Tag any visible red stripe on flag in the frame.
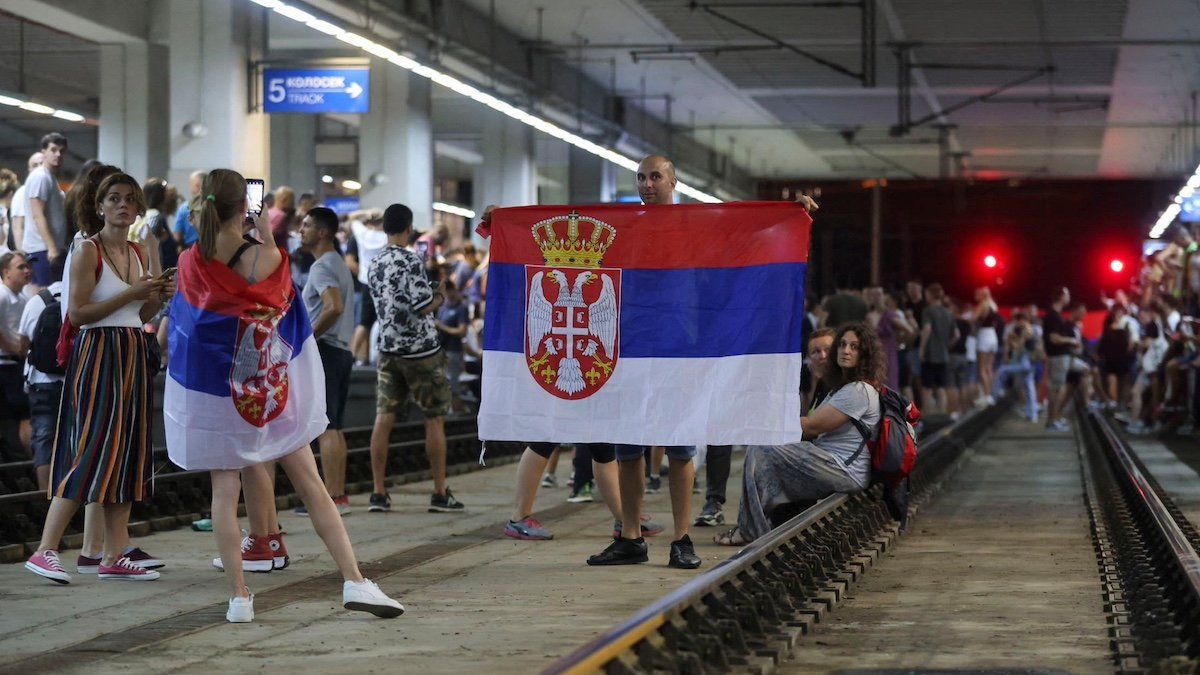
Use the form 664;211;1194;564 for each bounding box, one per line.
176;246;295;317
488;202;811;269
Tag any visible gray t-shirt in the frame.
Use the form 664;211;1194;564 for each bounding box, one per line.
816;381;880;485
21;167;65;254
303;250;355;350
921;304;955;364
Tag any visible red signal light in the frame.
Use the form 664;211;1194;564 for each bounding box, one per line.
983;255;998;269
1110;259;1124;273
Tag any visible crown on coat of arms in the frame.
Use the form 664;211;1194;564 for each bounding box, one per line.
531;211;615;268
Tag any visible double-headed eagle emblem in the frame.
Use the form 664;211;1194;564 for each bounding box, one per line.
524;212;620;398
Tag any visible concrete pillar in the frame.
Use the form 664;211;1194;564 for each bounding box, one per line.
568;146;617;204
167;0;267;187
99;42;169;180
358;57;433;229
473;110;537;214
269;114;318;194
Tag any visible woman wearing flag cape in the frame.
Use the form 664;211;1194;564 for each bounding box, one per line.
165;169;402;623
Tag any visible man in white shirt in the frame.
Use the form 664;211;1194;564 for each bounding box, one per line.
0;252;33;462
18;280;64;490
22;134;69;289
346;209;388;364
9;151;43;255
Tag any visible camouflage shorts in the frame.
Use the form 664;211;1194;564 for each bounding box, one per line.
376;351;452;418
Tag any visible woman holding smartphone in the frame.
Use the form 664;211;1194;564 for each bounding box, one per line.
25;172;172;584
165;169;402;623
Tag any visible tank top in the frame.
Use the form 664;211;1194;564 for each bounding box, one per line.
82;240;146;329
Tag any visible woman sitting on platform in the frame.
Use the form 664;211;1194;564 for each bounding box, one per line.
715;322;882;546
164;169;402;623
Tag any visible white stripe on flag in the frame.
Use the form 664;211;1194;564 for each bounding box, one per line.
165;336;329;471
478;350;804;446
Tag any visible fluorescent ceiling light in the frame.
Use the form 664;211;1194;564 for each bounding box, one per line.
0;95;22;107
342;179;362;191
264;1;722;203
273;4;315;22
433;201;476;219
51;110;85;122
322;174;334;184
306;19;343;36
19;101;55;115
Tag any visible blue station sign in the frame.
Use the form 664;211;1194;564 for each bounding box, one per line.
264;68;370;114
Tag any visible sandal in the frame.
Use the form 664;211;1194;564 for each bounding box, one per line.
713;527;749;547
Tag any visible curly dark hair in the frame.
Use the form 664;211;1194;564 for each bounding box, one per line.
831;322;885;390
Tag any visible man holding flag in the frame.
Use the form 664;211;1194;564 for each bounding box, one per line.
479;155;816;569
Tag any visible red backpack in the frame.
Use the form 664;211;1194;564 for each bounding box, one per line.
847;385;921;486
55;237;147;367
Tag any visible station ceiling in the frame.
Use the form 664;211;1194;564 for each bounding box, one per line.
458;0;1200;181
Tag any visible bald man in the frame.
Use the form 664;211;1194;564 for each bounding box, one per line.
9;152;43;256
586;155;818;566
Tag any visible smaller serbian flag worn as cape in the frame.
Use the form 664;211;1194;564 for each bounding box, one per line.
479;202;811;446
165;246;327;471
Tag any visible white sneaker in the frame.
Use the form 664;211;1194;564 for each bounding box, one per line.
227;594;254;623
342;579;404;618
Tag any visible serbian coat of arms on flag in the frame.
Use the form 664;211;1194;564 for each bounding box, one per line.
479;202;812;447
164;247;329;471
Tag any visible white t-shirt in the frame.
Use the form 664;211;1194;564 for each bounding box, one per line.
351;220;388;285
19;281;65;384
0;283;28;360
10;185;28;220
21;167;66;253
0;205;10;255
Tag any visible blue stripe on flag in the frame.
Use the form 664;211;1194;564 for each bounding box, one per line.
483;262;807;358
167;293;314;397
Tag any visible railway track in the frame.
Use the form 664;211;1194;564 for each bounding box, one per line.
547;399;1200;674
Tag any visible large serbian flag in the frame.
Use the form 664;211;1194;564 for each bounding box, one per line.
164;247;328;471
479;202;811;446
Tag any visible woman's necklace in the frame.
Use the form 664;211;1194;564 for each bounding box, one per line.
98;235;133;285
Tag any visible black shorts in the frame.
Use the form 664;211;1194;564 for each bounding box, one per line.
922;362;948;388
318;341;354;430
359;287;377;330
527;442;557;458
0;363;30;420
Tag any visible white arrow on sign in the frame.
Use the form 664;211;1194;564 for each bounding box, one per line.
346;82;364;99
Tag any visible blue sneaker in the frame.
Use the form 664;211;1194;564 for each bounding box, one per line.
504;517;553;540
293;504;309;517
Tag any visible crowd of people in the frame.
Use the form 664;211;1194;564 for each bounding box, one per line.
3;128;1194;627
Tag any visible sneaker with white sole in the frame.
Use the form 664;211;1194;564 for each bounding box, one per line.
26;550;71;584
343;579;404;618
76;554;102;574
123;546;165;569
98;556;160;581
540;473;558;488
212;535;274;573
227;594;254;623
267;532;290;570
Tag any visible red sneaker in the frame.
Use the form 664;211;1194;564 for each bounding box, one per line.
267;531;290;570
98;556;160;581
26;550;71;584
211;535;274;573
333;494;351;516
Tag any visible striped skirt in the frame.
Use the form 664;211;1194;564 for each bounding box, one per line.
50;327;154;504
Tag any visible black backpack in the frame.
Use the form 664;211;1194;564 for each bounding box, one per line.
28;289;65;376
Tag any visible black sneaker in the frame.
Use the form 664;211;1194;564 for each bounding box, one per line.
693;498;724;527
669;535;702;569
587;537;648;566
368;493;391;513
429;488;465;513
646;475;662;493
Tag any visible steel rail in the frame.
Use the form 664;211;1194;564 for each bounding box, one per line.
543;406;1000;674
1088;410;1200;611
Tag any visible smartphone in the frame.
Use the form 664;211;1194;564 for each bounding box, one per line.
158;267;178;281
245;179;265;217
